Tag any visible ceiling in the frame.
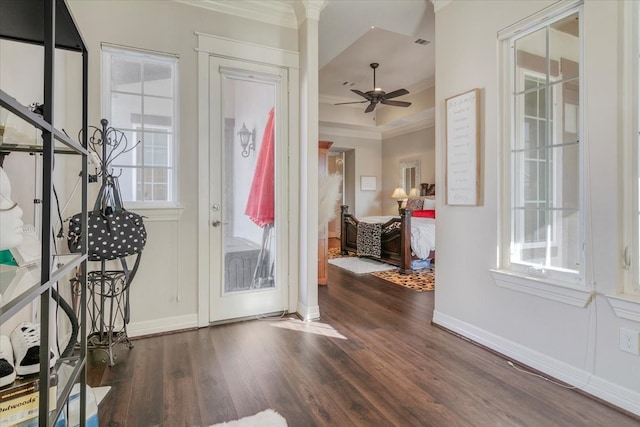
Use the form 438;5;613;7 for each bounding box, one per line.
318;1;435;103
177;0;437;135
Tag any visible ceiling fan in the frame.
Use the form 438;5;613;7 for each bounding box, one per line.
335;62;412;113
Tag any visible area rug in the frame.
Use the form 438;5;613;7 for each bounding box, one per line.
328;247;355;259
371;268;435;292
209;409;287;427
328;256;397;274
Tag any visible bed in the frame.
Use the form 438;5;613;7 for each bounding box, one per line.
339;203;435;273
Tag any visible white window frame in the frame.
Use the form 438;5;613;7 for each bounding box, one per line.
631;0;640;296
101;43;179;209
607;0;640;322
491;0;592;307
513;70;562;253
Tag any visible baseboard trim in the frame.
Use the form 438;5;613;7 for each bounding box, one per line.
432;310;640;418
297;301;320;321
127;314;199;338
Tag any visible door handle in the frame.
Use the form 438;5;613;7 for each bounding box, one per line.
211;220;221;227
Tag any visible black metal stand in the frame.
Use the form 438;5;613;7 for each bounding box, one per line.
82;119;141;365
86;260;136;366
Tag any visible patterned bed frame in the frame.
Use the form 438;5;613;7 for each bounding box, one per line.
340;205;413;273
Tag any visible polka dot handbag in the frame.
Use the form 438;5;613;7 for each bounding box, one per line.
67;209;147;261
67;175;146;261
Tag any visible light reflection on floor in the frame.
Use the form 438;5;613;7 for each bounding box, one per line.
269;319;347;339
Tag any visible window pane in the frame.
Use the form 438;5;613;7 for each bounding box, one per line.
143;97;173;128
143;132;170;167
549;209;580;272
143;62;173;97
111;93;141;130
550;144;580;210
107;129;138;168
514;27;547;93
103;47;177;205
508;6;581;279
549;12;579;81
111;57;141;93
117;167;137;202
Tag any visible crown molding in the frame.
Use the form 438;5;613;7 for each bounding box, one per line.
174;0;298;29
319;123;382;140
381;116;434;139
293;0;327;23
431;0;453;13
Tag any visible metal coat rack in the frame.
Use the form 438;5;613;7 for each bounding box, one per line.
81;119;141;365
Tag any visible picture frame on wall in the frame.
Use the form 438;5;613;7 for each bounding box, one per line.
445;88;482;206
360;175;377;191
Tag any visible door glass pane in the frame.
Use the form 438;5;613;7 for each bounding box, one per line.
221;75;276;293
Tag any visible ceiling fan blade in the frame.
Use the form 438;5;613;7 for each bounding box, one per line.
383;88;409;99
335;100;368;105
380;99;412;107
365;102;377;113
351;89;371;100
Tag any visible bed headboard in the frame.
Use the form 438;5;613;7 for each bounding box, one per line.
404;195;435;211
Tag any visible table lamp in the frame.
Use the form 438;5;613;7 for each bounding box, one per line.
391;187;408;214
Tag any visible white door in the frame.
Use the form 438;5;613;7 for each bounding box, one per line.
209;57;289;323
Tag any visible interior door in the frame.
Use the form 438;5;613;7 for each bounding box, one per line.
209;58;288;323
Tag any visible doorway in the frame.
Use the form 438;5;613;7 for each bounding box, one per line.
208;58;289;323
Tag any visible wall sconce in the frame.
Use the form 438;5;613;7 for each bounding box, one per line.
238;122;256;157
391;187;408;214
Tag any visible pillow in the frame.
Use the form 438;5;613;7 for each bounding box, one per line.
422;198;436;210
413;209;436;219
405;198;423;211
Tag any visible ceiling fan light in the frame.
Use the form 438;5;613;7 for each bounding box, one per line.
374;87;382;91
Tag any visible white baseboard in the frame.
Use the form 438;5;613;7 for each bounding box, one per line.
297;301;320;321
127;314;199;338
433;310;640;417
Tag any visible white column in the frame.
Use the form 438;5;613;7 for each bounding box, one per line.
294;0;326;320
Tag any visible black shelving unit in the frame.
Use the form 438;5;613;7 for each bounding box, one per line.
0;0;88;426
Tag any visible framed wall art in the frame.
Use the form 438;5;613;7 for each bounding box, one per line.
360;175;377;191
445;88;482;206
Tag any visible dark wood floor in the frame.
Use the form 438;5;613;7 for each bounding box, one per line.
88;264;639;426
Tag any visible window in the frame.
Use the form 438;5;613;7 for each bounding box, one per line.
499;3;583;284
102;45;179;206
632;0;640;295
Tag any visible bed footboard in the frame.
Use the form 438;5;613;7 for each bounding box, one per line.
340;205;412;273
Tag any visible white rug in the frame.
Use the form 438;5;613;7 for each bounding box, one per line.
210;409;287;427
328;256;396;274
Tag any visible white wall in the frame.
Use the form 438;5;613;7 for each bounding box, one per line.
318;132;382;217
433;0;640;415
381;126;435;215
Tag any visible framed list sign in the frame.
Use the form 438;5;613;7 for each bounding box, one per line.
445;88;481;205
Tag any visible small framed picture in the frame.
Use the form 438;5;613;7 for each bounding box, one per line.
360;175;377;191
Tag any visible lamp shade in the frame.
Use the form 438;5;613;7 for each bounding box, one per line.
391;187;408;199
408;187;419;197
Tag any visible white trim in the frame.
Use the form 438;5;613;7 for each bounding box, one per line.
197;49;211;328
623;0;640;294
490;269;594;307
175;0;298;29
127;313;198;337
195;33;298;69
607;294;640;323
432;310;640;416
319;124;382;140
297;301;320;321
196;33;300;324
129;206;184;222
431;0;452;14
497;0;583;40
101;42;179;59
